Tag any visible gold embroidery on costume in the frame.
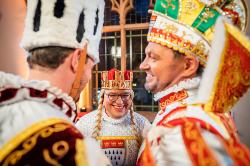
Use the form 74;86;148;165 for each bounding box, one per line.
205;23;250;113
159;90;188;114
161;0;176;10
179;0;204;25
75;139;88;166
196;8;215;28
3;124;68;166
43;141;69;166
96;136;139;141
0;118;71;166
101;69;133;90
164;24;178;33
181;121;219;166
185;0;197;12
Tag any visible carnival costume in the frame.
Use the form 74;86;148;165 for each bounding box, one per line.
76;69;151;166
137;0;250;165
0;0;110;165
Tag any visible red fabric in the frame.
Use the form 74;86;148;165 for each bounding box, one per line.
29;88;47;98
136;138;156;166
0;122;84;166
75;112;90;122
107;68;132;81
222;8;239;25
124;70;132;80
181;122;219;166
108;68;116;80
0;87;75;121
53;98;63;108
157;106;187;125
159;90;188;113
210;33;250;113
101;140;125;149
0;88;18;102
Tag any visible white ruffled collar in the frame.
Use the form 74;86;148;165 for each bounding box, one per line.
102;107;130;125
154;77;201;101
0;72;76;120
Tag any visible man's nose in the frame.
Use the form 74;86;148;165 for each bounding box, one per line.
140;58;149;70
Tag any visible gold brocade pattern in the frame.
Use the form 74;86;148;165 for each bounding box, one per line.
195;8;215;28
225;139;249;164
182;121;219;166
205;23;250;113
180;0;201;19
159;90;188;109
96;135;139;141
0;119;71;166
43;141;69;166
161;0;176;10
75;139;88;166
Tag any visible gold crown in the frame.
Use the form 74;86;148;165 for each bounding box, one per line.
148;0;248;67
101;69;133;90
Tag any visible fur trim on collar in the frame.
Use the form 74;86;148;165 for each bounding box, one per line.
154;77;201;101
0;72;76;121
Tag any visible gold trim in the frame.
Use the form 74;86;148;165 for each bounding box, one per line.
152;11;211;45
147;35;207;66
96;136;139;141
75;139;88;166
205;22;250;113
101;70;133;90
0;118;72;161
205;112;228;134
225;23;250;50
43;141;69;166
179;0;205;26
242;0;249;31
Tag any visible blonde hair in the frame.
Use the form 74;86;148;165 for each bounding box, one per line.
130;101;142;148
92;89;141;148
92;89;105;139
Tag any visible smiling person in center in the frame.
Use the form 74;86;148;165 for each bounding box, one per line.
76;68;151;166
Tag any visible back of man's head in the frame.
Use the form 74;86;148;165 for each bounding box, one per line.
21;0;105;99
27;47;74;70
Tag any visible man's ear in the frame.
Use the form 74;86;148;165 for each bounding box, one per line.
182;55;199;78
70;49;81;73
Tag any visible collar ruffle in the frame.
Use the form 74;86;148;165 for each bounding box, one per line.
154;77;201;101
0;72;76;121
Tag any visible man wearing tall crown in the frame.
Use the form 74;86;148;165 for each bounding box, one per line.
137;0;250;165
76;68;151;166
0;0;111;165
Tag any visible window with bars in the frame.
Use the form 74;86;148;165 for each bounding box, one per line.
92;0;158;114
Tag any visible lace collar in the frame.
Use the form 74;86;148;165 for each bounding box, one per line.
154;77;201;101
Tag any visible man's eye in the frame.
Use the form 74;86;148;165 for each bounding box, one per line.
122;94;130;97
109;94;117;97
151;58;157;62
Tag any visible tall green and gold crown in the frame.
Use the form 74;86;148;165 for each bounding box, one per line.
148;0;248;66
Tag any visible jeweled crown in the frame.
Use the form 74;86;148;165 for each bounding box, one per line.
101;69;133;89
148;0;248;67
